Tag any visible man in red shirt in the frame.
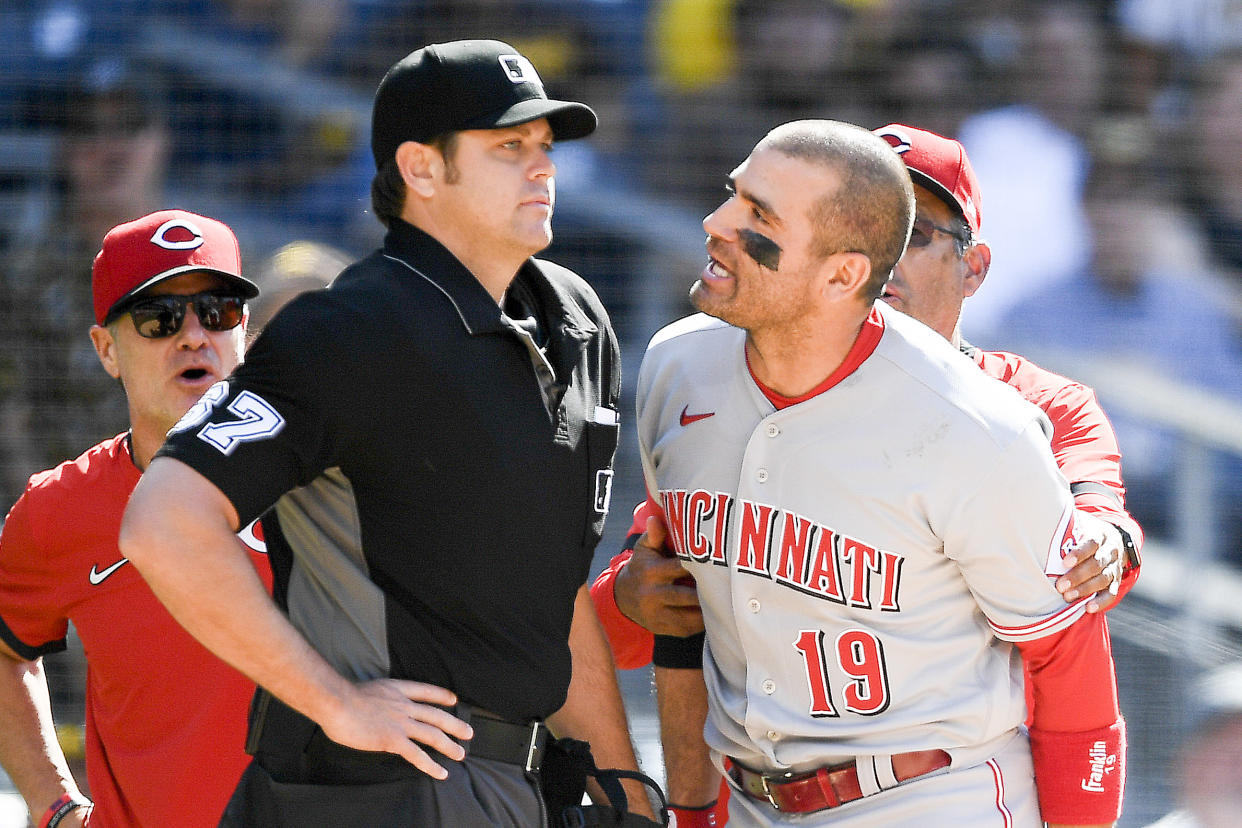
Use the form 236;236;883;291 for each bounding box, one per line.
592;124;1141;826
0;210;272;827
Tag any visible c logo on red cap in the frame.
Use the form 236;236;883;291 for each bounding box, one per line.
874;126;913;155
150;219;205;251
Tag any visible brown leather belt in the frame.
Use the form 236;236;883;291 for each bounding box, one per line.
728;749;951;813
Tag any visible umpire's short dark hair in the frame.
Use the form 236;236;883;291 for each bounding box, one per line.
370;159;404;228
369;133;461;228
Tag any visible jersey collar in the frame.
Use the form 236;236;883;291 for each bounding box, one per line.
749;305;886;410
381;219;597;348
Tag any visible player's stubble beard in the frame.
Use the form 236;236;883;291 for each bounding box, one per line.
692;229;785;327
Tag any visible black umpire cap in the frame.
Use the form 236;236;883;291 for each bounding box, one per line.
370;39;598;170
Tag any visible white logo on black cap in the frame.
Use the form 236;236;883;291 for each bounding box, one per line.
150;219;205;251
498;54;542;87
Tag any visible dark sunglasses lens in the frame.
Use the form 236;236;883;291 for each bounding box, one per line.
908;220;933;248
130;299;185;338
197;295;245;331
128;294;245;338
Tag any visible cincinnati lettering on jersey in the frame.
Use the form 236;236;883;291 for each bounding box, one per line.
660;489;905;611
1080;740;1117;793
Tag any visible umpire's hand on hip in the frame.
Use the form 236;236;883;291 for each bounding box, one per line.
318;679;473;779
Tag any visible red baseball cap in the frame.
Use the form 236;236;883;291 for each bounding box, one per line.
92;209;259;325
872;124;982;236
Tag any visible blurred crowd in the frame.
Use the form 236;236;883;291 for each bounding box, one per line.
2;0;1242;557
1;4;1241;824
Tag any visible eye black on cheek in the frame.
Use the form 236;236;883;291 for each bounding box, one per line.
738;228;782;271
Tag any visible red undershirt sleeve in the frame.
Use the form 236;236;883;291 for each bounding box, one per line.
589;498;663;670
1017;612;1126;824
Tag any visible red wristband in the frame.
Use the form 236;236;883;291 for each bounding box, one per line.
1029;718;1126;824
669;800;722;828
39;794;88;828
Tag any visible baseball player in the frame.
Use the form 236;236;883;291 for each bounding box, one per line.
0;210;272;828
117;40;654;826
593;122;1142;826
630;120;1125;826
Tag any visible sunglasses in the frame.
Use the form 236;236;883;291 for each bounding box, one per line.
114;292;246;339
908;216;969;249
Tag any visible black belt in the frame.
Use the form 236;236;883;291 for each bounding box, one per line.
249;691;550;783
458;704;549;773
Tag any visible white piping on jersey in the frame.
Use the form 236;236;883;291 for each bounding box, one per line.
987;597;1089;642
383;255;475;331
987;758;1015;828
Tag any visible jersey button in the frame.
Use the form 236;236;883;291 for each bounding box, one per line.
766;730;781;742
765;423;780;438
756;468;769;483
747;598;761;613
762;679;776;694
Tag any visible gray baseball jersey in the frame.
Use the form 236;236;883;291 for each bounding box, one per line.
635;304;1085;781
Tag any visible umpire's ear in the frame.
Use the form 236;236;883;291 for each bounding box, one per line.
394;140;439;199
90;324;122;380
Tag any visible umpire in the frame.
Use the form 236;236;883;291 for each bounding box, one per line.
119;40;649;826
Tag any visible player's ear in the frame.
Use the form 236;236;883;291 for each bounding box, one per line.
394;140;437;198
961;240;991;299
822;251;872;300
90;324;122;380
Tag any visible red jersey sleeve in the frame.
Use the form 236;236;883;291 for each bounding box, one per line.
0;486;70;658
977;349;1143;604
1043;380;1143;605
590;499;662;670
1016;613;1126;823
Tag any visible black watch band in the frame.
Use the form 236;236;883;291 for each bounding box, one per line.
1113;524;1141;573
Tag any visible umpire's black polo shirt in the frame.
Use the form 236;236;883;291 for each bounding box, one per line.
159;219;621;727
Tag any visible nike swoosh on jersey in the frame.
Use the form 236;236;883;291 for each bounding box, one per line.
679;405;715;427
88;558;129;585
